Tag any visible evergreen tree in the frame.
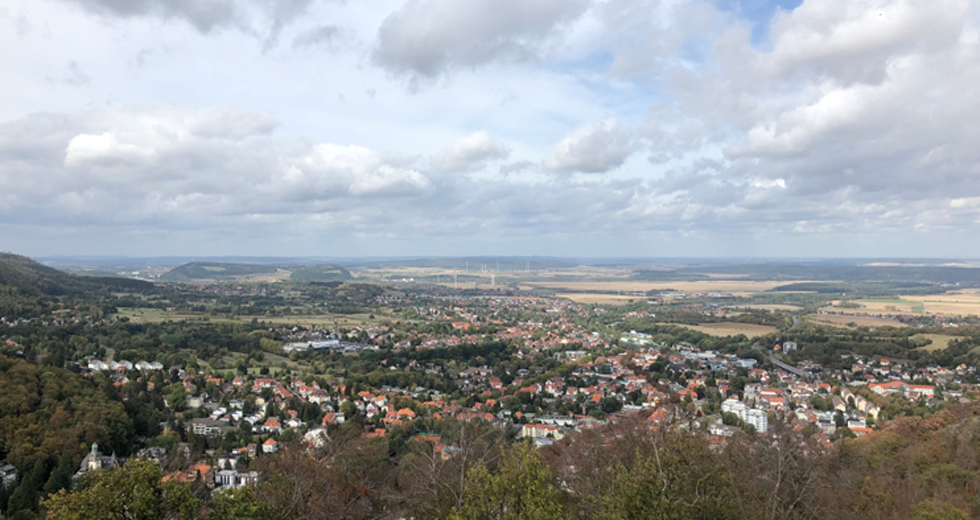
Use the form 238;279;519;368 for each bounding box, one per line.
43;452;75;495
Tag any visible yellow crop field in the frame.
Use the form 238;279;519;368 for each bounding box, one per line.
906;293;980;316
525;280;801;296
913;334;959;352
806;314;904;328
559;293;648;305
676;322;779;337
727;304;802;311
835;300;920;314
831;291;980;317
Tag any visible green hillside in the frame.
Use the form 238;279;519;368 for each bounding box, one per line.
289;265;352;282
0;252;152;296
159;262;280;282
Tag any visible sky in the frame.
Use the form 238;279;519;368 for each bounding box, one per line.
1;0;979;259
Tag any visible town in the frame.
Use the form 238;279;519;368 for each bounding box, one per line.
3;286;970;500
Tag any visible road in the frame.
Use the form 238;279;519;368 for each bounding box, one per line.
768;352;811;379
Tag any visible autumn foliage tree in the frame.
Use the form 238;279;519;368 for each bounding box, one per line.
449;443;564;520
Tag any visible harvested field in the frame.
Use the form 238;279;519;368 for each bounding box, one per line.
676;322;779;337
831;293;980;317
914;334;959;352
806;314;904;328
727;304;802;312
840;299;923;315
559;293;650;305
904;292;980;316
526;280;803;296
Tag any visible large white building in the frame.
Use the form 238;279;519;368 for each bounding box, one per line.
722;398;768;433
722;398;746;417
746;409;769;433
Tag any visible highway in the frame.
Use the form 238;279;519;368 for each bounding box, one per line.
768;352;811;379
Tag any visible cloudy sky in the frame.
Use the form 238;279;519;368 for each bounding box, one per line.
1;0;978;258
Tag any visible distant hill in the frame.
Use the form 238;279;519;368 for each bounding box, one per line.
289;265;353;282
159;262;353;283
634;263;980;286
0;252;73;293
0;252;154;295
159;262;280;282
357;257;576;270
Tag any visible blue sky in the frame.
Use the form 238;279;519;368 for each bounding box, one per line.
717;0;804;46
0;0;978;258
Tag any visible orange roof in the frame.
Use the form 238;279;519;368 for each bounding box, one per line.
190;463;211;474
871;381;905;389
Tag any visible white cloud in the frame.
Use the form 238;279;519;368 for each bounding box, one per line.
187;109;278;140
950;197;980;209
546;119;636;173
372;0;591;78
49;0;321;46
1;0;980;256
282;143;431;198
767;0;969;85
434;131;510;172
65;132;156;167
52;0;242;33
754;178;786;189
292;24;343;50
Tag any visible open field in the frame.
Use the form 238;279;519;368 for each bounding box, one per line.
676;322;779;337
907;290;980;315
727;304;803;312
191;351;312;378
837;299;923;314
112;307;386;326
237;268;293;282
828;292;980;317
525;280;803;296
175;268;294;283
914;334;959;352
806;314;904;328
558;293;650;305
358;265;634;280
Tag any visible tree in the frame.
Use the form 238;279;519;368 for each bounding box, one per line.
600;397;623;414
912;500;968;520
44;451;75;495
6;480;38;518
450;443;564;520
599;448;739;520
43;460;199;520
206;487;272;520
399;419;511;519
169;385;186;411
